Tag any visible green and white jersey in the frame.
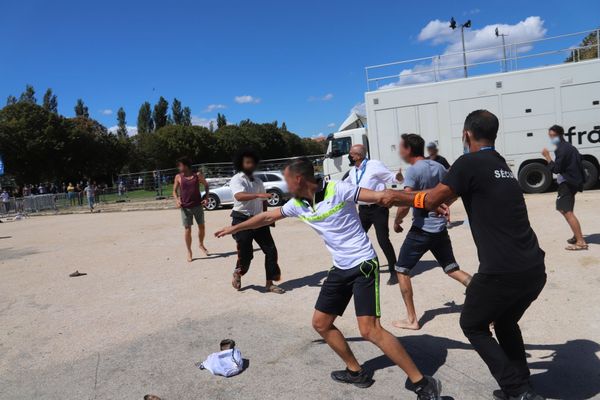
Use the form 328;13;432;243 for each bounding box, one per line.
280;180;377;270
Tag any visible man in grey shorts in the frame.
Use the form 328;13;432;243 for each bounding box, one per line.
173;157;210;262
392;134;472;330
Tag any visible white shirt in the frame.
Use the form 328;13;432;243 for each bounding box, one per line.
201;348;244;377
1;192;9;203
229;172;265;216
281;180;377;269
344;159;397;204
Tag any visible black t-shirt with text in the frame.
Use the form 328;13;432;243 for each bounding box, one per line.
442;150;545;274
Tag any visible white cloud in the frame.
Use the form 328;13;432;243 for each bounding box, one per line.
191;115;216;128
384;16;547;87
308;93;334;102
350;102;366;116
327;122;336;128
108;125;137;136
312;132;325;139
204;104;226;113
234;95;261;104
100;109;113;115
464;8;481;16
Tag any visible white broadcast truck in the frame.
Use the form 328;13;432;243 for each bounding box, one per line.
323;29;600;193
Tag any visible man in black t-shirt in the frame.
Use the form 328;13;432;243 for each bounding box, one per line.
378;110;547;400
426;142;451;170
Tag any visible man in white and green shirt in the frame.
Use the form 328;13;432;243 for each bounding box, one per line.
215;158;442;400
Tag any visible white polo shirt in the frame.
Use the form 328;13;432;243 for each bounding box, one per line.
280;180;377;270
229;172;265;216
344;159;397;205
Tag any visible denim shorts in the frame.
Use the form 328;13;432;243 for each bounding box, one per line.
395;226;459;275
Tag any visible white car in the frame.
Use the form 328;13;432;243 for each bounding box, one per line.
204;171;290;211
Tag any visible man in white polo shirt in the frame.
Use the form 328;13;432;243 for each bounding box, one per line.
215;158;442;400
345;144;399;285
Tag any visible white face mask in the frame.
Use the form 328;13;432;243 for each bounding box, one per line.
550;136;561;146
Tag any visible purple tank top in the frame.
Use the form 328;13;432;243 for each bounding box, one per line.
179;173;202;208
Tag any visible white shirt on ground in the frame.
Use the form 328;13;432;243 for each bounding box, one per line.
229;172;265;217
280;180;377;269
344;159;397;205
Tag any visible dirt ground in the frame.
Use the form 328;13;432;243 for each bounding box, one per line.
1;190;599;400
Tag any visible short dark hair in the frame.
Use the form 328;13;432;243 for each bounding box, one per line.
549;124;564;136
176;157;192;168
401;133;425;157
285;157;315;181
233;147;260;172
463;110;499;142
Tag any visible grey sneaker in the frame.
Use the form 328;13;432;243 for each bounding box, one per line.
415;376;442;400
330;368;374;388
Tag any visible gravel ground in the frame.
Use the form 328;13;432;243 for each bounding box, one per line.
0;190;599;400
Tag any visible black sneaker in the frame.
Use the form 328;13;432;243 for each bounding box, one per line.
415;376;442;400
330;368;374;388
507;391;545;400
493;389;508;400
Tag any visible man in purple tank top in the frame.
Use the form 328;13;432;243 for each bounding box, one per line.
173;157;210;262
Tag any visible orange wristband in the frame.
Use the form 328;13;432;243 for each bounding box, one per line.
413;192;427;209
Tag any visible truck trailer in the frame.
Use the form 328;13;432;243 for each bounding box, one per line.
323;29;600;193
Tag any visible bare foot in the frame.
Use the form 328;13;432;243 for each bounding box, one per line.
199;244;209;256
187;250;193;262
392;319;420;330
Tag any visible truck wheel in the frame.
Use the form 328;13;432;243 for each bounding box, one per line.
266;189;283;207
518;163;552;193
582;160;599;190
204;194;220;211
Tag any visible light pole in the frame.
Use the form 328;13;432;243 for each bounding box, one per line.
495;27;509;72
450;17;472;78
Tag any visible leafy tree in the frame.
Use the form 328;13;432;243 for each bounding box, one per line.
117;107;128;138
182;106;192;126
74;98;89;118
42;89;58;114
209;121;214;132
281;122;287;132
216;113;227;129
19;84;36;104
152;96;169;130
137;102;154;133
6;95;17;106
171;98;183;125
565;30;599;62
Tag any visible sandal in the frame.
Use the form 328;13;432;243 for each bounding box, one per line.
266;284;285;294
232;272;242;290
567;236;577;245
565;244;588;251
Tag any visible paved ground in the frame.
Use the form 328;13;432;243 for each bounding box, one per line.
0;190;599;400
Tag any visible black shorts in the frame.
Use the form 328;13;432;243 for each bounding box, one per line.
315;258;381;317
556;182;577;212
395;226;459;276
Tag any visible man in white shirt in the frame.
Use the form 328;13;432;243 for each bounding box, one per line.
345;144;399;285
228;148;284;294
215;158;442;399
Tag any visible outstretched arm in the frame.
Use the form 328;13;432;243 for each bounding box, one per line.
215;208;285;237
379;183;456;212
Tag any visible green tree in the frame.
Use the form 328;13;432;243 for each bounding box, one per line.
42;89;58;114
171;98;183;125
117;107;128;139
6;95;17;106
182;106;192;126
216;113;227;129
153;96;169;130
137;102;154;133
74;98;89;118
281;122;288;132
565;30;599;62
209;121;214;132
19;84;36;104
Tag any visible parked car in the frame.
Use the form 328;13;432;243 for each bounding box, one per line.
203;171;289;211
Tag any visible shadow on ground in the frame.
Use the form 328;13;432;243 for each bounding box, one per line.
0;247;39;261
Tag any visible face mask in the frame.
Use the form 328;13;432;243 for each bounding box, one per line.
550;136;561;146
348;154;355;166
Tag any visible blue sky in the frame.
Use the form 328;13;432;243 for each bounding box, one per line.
0;0;598;137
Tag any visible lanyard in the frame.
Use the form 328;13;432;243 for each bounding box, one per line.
355;159;368;184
